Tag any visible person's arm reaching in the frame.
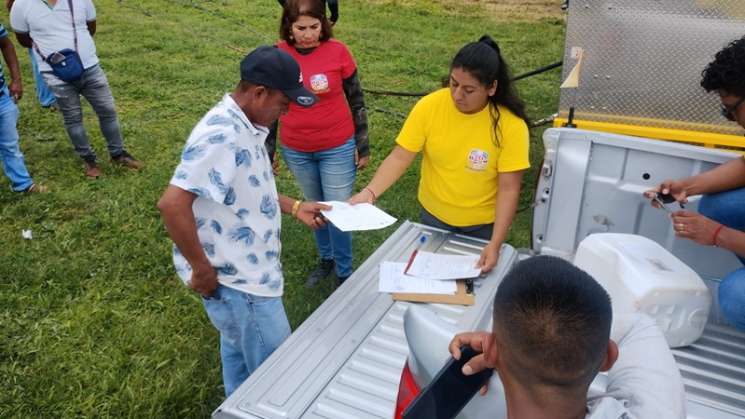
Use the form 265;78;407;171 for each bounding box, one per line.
644;157;745;204
0;34;22;101
158;186;217;297
348;145;417;204
477;170;524;273
342;69;369;169
277;194;331;229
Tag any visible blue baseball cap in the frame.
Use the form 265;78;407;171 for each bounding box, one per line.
240;46;317;107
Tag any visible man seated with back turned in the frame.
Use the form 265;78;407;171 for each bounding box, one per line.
449;256;686;419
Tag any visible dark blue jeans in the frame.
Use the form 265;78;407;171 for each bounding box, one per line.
699;188;745;331
419;206;493;240
281;138;356;277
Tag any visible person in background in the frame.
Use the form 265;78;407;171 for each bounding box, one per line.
644;36;745;331
277;0;338;25
5;0;56;109
158;46;330;396
272;0;369;287
0;22;46;193
10;0;141;178
350;35;529;274
450;256;686;419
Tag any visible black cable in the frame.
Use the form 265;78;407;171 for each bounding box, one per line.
363;60;563;98
512;61;563;81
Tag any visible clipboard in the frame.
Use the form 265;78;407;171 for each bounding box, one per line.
392;279;475;306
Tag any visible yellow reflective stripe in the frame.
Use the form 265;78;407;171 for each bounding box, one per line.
553;118;745;152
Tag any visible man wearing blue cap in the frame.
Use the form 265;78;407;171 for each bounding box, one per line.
158;46;329;396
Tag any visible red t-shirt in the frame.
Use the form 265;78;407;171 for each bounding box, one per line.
278;39;356;152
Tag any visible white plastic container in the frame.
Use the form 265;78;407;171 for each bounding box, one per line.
574;233;711;348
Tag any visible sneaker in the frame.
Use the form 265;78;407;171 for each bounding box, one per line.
20;183;49;193
84;159;102;178
305;259;334;288
111;150;143;170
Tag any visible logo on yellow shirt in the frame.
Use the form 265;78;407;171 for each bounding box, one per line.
467;149;489;171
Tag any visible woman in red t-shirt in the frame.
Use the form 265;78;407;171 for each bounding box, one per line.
272;0;369;287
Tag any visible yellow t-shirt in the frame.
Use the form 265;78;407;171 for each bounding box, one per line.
396;88;530;226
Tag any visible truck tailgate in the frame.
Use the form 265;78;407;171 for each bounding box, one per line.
213;221;517;419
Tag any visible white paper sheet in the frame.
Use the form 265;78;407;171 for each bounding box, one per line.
320;201;397;232
405;251;481;280
378;262;456;295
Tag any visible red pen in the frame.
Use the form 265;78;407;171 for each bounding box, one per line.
404;234;427;275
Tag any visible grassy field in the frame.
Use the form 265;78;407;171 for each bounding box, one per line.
0;0;565;417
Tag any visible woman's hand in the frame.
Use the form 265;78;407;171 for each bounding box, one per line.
477;241;501;274
644;179;689;205
348;187;375;205
672;210;721;245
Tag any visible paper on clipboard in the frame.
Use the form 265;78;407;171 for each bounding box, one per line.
405;251;481;280
379;262;456;295
321;201;397;232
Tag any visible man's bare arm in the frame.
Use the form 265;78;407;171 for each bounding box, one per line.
0;36;22;100
157;186;217;296
14;32;32;49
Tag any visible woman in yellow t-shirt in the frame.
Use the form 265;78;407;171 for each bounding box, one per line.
349;35;530;273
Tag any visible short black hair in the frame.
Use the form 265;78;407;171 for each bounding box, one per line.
701;36;745;97
493;256;612;388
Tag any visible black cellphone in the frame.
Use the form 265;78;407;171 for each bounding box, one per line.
656;192;677;204
402;346;493;419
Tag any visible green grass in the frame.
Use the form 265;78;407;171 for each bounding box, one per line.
0;0;564;416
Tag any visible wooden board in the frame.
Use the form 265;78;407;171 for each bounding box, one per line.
392;280;475;306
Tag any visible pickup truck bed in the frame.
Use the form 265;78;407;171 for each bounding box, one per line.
213;222;516;419
673;324;745;417
215;128;745;419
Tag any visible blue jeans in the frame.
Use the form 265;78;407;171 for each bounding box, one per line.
28;49;56;107
281;138;357;277
0;89;34;191
720;268;745;331
202;285;291;396
42;64;124;161
699;188;745;331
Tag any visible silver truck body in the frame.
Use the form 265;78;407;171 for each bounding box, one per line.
215;128;745;419
213;223;518;419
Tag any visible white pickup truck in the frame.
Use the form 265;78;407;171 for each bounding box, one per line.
212;127;745;419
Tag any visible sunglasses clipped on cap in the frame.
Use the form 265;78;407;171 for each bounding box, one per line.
720;96;745;121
